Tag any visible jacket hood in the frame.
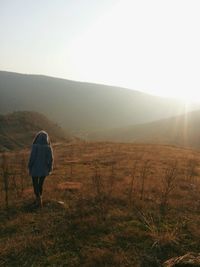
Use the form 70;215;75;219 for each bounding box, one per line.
33;131;50;145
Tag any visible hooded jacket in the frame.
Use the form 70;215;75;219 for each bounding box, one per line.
28;131;53;177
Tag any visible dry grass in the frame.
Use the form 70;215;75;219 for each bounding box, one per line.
1;141;200;266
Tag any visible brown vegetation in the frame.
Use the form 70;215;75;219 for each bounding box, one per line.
1;141;200;266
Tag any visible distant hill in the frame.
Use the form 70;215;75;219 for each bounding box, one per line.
0;71;199;134
0;111;68;151
88;110;200;149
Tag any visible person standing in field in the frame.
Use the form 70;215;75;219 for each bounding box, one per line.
28;130;53;208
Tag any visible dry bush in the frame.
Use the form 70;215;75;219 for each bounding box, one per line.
185;158;198;184
1;153;9;209
19;152;28;195
127;158;140;205
92;161;104;199
91;161;108;221
90;160;120;221
107;161;116;196
137;211;179;249
159;161;179;215
139;160;151;201
0;151;31;207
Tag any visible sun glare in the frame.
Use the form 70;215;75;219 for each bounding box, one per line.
67;0;200;104
138;88;200;104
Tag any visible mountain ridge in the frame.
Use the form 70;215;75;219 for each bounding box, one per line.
1;70;198;134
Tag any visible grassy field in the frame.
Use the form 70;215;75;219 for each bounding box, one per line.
1;141;200;266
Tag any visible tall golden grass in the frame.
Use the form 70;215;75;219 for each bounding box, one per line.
1;142;200;266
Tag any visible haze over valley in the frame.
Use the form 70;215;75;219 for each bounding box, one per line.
1;70;200;144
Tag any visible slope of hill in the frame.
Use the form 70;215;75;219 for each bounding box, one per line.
0;71;199;134
88;109;200;149
0;111;68;151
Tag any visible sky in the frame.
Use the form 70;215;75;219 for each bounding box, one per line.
1;0;200;102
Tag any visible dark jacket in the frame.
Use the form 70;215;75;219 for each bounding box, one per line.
28;131;53;177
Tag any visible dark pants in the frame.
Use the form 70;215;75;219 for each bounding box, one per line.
32;176;46;197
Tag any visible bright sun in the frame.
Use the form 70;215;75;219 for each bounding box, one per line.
67;0;200;104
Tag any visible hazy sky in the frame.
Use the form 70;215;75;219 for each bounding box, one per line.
1;0;200;101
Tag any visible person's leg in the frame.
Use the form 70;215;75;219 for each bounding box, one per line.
38;176;46;207
32;177;40;206
32;177;39;197
38;176;46;196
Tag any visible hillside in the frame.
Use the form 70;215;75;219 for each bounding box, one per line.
0;71;199;134
1;142;200;266
0;111;68;151
88;109;200;149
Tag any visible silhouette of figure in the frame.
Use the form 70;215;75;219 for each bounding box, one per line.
28;131;53;207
